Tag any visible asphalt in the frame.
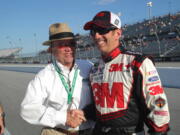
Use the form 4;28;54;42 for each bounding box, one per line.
0;70;42;135
0;63;179;135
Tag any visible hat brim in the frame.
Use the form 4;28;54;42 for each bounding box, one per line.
84;21;112;30
43;37;75;46
84;21;111;30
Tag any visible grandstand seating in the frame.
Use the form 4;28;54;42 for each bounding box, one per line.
0;12;180;63
0;48;22;58
122;11;180;60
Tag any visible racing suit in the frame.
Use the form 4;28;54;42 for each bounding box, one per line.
90;46;170;135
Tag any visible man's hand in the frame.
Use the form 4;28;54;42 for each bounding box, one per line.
0;117;4;135
66;109;86;128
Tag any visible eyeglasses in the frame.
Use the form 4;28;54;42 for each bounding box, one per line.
90;27;117;36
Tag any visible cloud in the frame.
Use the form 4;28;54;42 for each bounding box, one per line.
97;0;116;5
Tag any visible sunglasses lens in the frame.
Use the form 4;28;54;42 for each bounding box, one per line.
98;29;109;35
90;27;115;36
90;30;95;36
52;40;76;47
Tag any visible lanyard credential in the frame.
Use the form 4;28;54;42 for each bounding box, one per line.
53;61;78;104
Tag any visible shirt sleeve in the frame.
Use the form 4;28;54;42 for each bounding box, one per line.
20;73;67;127
139;58;170;133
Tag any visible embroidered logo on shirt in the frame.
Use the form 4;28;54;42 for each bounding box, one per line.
155;97;166;108
148;85;164;95
146;70;157;76
154;111;168;116
146;80;160;86
109;63;131;72
114;19;119;26
148;76;159;82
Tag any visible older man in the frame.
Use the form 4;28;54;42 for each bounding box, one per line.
83;11;170;135
21;23;94;135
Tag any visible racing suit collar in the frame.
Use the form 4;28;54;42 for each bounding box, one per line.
102;46;124;63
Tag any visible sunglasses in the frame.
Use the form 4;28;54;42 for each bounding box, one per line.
53;45;75;49
90;27;117;36
52;40;76;47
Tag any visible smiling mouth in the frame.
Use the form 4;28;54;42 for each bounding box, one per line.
96;39;105;46
65;53;73;56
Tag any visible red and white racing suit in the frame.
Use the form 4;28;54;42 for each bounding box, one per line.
90;46;170;135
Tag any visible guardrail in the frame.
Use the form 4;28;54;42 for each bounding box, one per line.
0;65;179;88
157;67;180;88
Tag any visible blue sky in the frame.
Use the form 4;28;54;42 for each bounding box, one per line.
0;0;179;54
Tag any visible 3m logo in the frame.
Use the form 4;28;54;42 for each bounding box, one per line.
149;85;164;95
92;82;124;108
109;63;131;72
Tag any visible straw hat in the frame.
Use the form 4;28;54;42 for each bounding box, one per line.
43;23;75;46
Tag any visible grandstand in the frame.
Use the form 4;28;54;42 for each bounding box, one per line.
0;48;22;58
0;48;22;63
122;11;180;61
0;12;179;64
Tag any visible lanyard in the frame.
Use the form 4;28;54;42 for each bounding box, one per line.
53;61;78;104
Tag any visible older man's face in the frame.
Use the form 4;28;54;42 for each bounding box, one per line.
51;40;75;68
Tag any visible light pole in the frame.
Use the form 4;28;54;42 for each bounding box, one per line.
168;0;172;14
153;23;161;56
147;1;152;19
19;38;23;57
6;36;14;48
33;33;38;55
33;33;39;62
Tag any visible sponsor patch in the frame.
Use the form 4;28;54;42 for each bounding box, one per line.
93;74;103;81
98;66;104;72
91;66;98;74
148;76;159;82
149;85;164;95
146;80;160;86
114;19;119;26
109;63;130;72
146;70;157;76
154;111;168;116
155;97;166;108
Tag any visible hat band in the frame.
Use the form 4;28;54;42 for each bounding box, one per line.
49;32;74;40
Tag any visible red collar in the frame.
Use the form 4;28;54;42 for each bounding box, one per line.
102;47;121;63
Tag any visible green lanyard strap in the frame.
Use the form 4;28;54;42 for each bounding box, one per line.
53;61;78;104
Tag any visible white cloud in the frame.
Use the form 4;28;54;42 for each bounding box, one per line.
97;0;116;5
